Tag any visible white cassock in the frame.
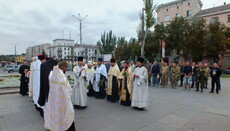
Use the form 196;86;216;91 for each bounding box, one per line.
33;57;42;107
85;68;95;87
131;66;148;108
28;57;36;98
93;64;107;92
72;65;87;107
44;66;74;131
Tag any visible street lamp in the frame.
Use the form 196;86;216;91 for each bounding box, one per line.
72;13;88;45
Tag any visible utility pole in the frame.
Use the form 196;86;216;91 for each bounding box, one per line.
72;13;88;44
14;44;17;63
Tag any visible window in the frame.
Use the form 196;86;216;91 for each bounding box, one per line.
166;9;168;12
188;3;190;6
64;47;66;50
64;52;66;55
177;6;179;9
164;15;170;22
187;10;192;17
176;13;181;18
228;15;230;23
211;17;219;23
68;48;70;51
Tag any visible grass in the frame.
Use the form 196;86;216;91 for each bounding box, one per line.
221;74;230;78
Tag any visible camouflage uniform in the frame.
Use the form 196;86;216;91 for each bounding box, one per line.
161;65;169;88
196;67;206;92
171;66;180;88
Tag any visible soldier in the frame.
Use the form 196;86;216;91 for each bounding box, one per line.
161;62;169;88
204;63;210;89
196;63;205;92
171;62;180;89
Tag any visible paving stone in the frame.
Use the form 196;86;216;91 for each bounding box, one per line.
159;114;190;129
206;108;229;116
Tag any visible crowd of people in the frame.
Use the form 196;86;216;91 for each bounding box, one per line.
18;54;222;131
147;61;222;94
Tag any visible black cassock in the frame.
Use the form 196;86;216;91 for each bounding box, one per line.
107;76;119;103
38;59;58;107
95;75;107;99
19;64;30;95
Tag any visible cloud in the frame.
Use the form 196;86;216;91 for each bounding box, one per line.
0;0;228;55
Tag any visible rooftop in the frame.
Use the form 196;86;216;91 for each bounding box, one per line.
197;3;230;17
156;0;203;12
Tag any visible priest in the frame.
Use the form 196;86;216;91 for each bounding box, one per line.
33;54;46;110
38;57;58;117
131;57;148;110
28;57;36;98
85;61;95;96
107;58;120;103
44;61;75;131
94;58;107;99
72;56;87;109
119;61;133;106
19;60;30;96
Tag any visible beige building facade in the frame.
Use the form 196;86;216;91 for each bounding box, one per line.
156;0;203;25
25;43;51;60
196;3;230;27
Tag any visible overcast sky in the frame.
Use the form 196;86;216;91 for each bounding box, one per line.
0;0;228;55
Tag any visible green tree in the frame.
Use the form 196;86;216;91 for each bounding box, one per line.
186;19;207;62
206;22;226;62
139;0;156;56
165;17;190;56
97;30;117;54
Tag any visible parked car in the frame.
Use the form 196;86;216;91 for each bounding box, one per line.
222;68;230;74
3;65;20;73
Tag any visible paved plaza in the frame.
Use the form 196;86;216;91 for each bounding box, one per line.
0;78;230;131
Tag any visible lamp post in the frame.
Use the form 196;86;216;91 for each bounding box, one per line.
72;13;88;45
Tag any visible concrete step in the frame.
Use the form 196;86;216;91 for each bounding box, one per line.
0;89;19;95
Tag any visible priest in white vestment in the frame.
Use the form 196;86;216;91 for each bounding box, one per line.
131;57;148;110
85;61;95;96
93;58;108;99
44;61;75;131
28;57;36;98
33;54;46;109
72;56;88;109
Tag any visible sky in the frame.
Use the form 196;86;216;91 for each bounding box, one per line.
0;0;228;55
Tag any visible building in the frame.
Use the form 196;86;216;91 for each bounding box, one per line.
156;0;203;25
25;43;51;60
47;39;100;62
196;3;230;26
47;39;75;60
157;0;230;27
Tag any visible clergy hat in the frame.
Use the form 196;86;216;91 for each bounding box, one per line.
88;61;93;65
37;54;45;60
98;58;103;62
137;57;144;63
46;57;52;61
110;58;116;63
77;56;84;61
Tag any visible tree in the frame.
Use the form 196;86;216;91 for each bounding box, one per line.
186;19;208;62
115;38;141;61
97;30;117;54
206;22;226;62
139;0;156;56
165;17;190;56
